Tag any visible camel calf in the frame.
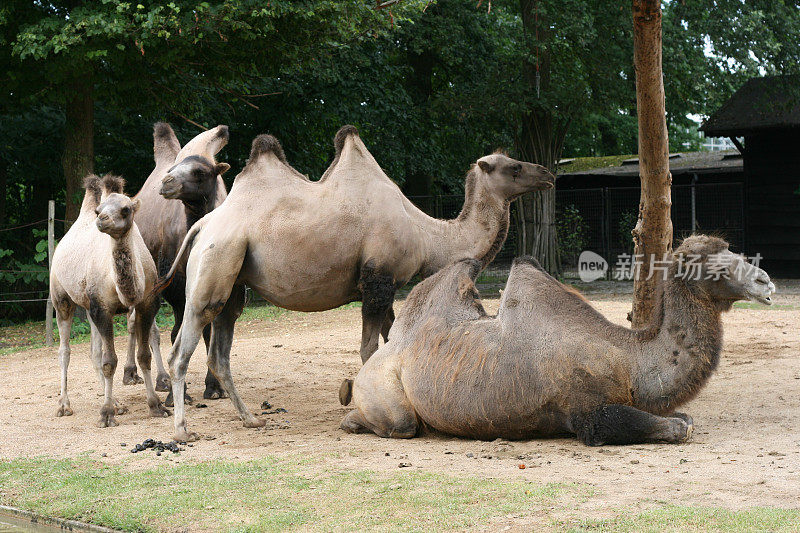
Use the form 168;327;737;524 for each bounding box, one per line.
50;174;169;427
341;236;775;445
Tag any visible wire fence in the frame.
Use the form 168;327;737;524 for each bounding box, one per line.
1;182;746;317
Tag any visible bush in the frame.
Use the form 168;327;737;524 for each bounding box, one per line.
556;204;587;267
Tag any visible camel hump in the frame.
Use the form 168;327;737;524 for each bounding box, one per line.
101;173;125;195
249;134;287;164
153;122;181;164
334;125;359;156
177;125;229;163
512;255;544;271
83;174;103;206
457;257;483;280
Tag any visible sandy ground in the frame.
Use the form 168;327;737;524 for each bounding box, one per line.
1;292;799;517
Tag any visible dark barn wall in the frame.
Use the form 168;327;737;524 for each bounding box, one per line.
744;130;800;277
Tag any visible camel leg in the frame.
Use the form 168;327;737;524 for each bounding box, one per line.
54;298;75;417
122;309;144;385
87;315;128;415
339;356;417;439
572;405;694;446
150;320;171;392
134;300;170;418
202;324;227;401
358;262;395;363
90;303;120;428
168;307;209;442
163;285;193;407
206;285;264;428
380;306;395;343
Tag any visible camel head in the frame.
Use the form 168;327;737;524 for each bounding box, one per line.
93;174;140;238
672;235;775;308
160;155;230;203
475;153;554;201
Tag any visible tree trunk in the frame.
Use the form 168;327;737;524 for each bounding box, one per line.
0;165;7;226
630;0;673;327
62;76;94;222
516;0;568;275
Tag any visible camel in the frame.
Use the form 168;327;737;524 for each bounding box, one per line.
339;235;776;445
50;174;169;427
156;126;554;441
122;123;229;403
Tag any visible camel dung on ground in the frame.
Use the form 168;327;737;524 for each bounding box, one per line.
156;125;554;442
50;174;169;428
340;235;775;445
122;123;229;403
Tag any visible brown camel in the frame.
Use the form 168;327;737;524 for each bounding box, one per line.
157;126;554;441
50;174;169;427
123;123;230;403
340;235;776;445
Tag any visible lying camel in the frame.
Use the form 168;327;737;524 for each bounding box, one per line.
50;174;169;427
340;235;775;445
156;126;554;441
123;123;229;403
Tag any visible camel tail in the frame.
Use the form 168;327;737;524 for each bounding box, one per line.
150;217;207;297
338;378;354;406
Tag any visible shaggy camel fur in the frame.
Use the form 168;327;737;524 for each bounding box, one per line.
340;236;775;445
123;123;229;403
50;175;169;427
157;126;554;441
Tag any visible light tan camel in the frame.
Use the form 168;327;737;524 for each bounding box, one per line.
123;124;229;403
156;126;554;441
50;174;169;427
340;235;775;445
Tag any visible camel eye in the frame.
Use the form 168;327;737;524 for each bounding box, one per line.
121;207;130;217
512;166;521;178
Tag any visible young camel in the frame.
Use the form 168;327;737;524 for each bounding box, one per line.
50;174;169;427
156;126;554;442
123;123;230;404
340;235;776;445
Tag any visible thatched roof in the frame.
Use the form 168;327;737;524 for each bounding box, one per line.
701;75;800;137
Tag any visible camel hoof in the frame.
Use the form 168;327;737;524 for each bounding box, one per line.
203;386;227;400
682;422;694;443
155;373;171;392
672;412;694;427
55;405;73;417
339;379;353;406
243;418;266;429
149;404;172;418
97;414;119;428
122;366;144;385
174;430;200;443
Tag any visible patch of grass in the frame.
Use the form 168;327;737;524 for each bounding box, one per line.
566;505;800;532
733;301;797;310
0;456;578;532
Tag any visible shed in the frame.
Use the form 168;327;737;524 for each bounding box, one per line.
701;75;800;277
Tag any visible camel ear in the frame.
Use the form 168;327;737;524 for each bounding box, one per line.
215;162;231;176
131;198;141;213
477;160;494;174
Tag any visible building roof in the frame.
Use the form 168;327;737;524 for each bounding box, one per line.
701;75;800;137
558;150;743;178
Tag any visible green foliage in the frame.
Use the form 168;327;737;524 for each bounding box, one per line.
556;204;587;267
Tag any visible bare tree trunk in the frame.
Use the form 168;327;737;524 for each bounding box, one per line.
62;75;94;222
516;0;568;275
630;0;673;327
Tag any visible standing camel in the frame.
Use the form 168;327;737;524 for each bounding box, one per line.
50;174;169;427
156;126;554;441
340;236;775;445
122;123;230;403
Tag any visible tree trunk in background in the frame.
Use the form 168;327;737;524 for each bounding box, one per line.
0;165;7;226
630;0;673;327
62;76;94;222
516;0;569;274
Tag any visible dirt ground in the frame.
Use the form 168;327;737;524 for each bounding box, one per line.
2;290;799;518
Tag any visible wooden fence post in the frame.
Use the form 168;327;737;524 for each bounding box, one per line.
45;200;55;346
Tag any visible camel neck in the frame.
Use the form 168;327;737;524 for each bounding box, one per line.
183;197;214;229
420;174;510;277
633;276;723;414
111;231;144;306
